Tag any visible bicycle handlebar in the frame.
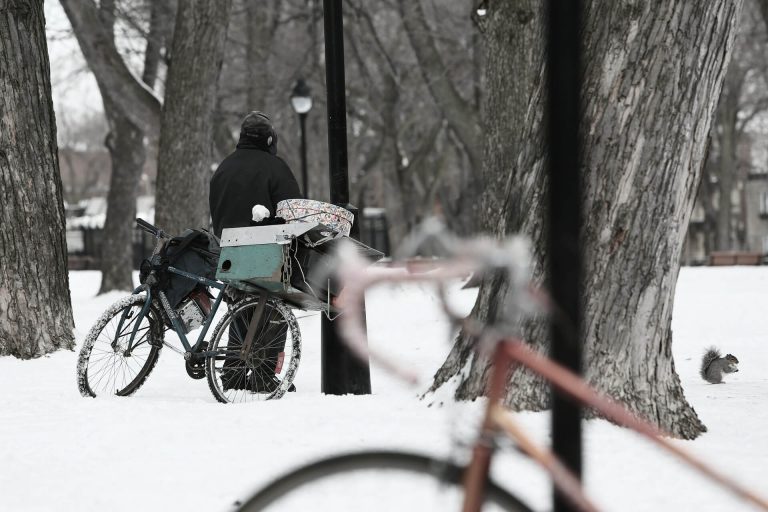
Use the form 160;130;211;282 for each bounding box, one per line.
325;219;768;512
135;218;169;239
328;219;538;384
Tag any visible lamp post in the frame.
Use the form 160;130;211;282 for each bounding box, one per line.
321;0;372;395
291;78;313;198
546;1;584;510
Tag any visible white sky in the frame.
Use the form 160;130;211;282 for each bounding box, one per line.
44;0;104;125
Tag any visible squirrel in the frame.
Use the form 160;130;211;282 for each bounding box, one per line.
700;347;739;384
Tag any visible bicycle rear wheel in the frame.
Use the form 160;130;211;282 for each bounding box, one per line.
77;294;164;397
206;296;301;403
235;450;533;512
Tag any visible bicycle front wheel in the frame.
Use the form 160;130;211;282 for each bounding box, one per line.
235;450;533;512
77;294;164;397
206;296;301;403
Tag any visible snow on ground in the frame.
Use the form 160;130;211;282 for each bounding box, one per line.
1;267;767;511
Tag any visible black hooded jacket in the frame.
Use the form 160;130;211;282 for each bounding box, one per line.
209;139;302;238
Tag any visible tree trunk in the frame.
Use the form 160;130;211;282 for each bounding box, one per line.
714;75;740;251
245;0;274;110
380;120;411;245
716;106;736;250
0;0;75;358
432;1;743;440
94;0;154;293
698;138;718;257
98;97;146;293
433;0;550;407
154;0;232;236
212;101;236;161
141;0;174;88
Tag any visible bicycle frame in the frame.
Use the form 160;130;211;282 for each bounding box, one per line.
330;242;768;512
115;266;227;361
467;339;768;512
454;335;768;512
461;340;599;512
122;218;288;370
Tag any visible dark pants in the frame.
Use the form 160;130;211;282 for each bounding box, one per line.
221;302;288;391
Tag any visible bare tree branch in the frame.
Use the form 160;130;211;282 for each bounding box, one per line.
60;0;162;136
396;0;481;172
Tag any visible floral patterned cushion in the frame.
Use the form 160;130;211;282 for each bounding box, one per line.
276;199;354;236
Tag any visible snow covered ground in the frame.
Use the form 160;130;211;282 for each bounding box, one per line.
1;267;767;511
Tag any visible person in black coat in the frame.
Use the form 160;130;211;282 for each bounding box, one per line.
209;111;301;393
209;111;302;238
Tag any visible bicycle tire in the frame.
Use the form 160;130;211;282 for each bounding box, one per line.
77;294;163;397
206;296;301;403
235;450;534;512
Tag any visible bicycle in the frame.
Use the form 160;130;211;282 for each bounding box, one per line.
76;218;301;403
234;221;768;511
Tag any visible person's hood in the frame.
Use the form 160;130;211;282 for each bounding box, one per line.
238;111;278;155
236;132;278;155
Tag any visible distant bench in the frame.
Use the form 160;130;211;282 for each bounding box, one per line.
709;251;763;266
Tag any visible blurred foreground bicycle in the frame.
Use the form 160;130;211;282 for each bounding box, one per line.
235;221;768;511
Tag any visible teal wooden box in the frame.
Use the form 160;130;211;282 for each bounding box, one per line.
215;224;332;304
215;223;383;311
215;243;286;293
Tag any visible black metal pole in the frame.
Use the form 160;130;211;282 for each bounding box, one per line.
323;0;349;206
299;112;308;198
321;0;371;395
546;1;583;511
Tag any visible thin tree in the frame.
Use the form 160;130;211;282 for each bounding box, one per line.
0;0;74;358
431;1;744;439
60;0;167;293
154;0;232;236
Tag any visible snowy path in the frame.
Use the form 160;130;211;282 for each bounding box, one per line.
1;268;767;511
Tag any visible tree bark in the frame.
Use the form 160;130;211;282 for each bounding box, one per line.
432;1;743;440
0;0;75;358
154;0;232;236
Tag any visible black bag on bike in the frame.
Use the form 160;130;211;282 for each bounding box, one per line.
140;228;220;309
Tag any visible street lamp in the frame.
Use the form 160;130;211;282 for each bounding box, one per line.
291;78;313;198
